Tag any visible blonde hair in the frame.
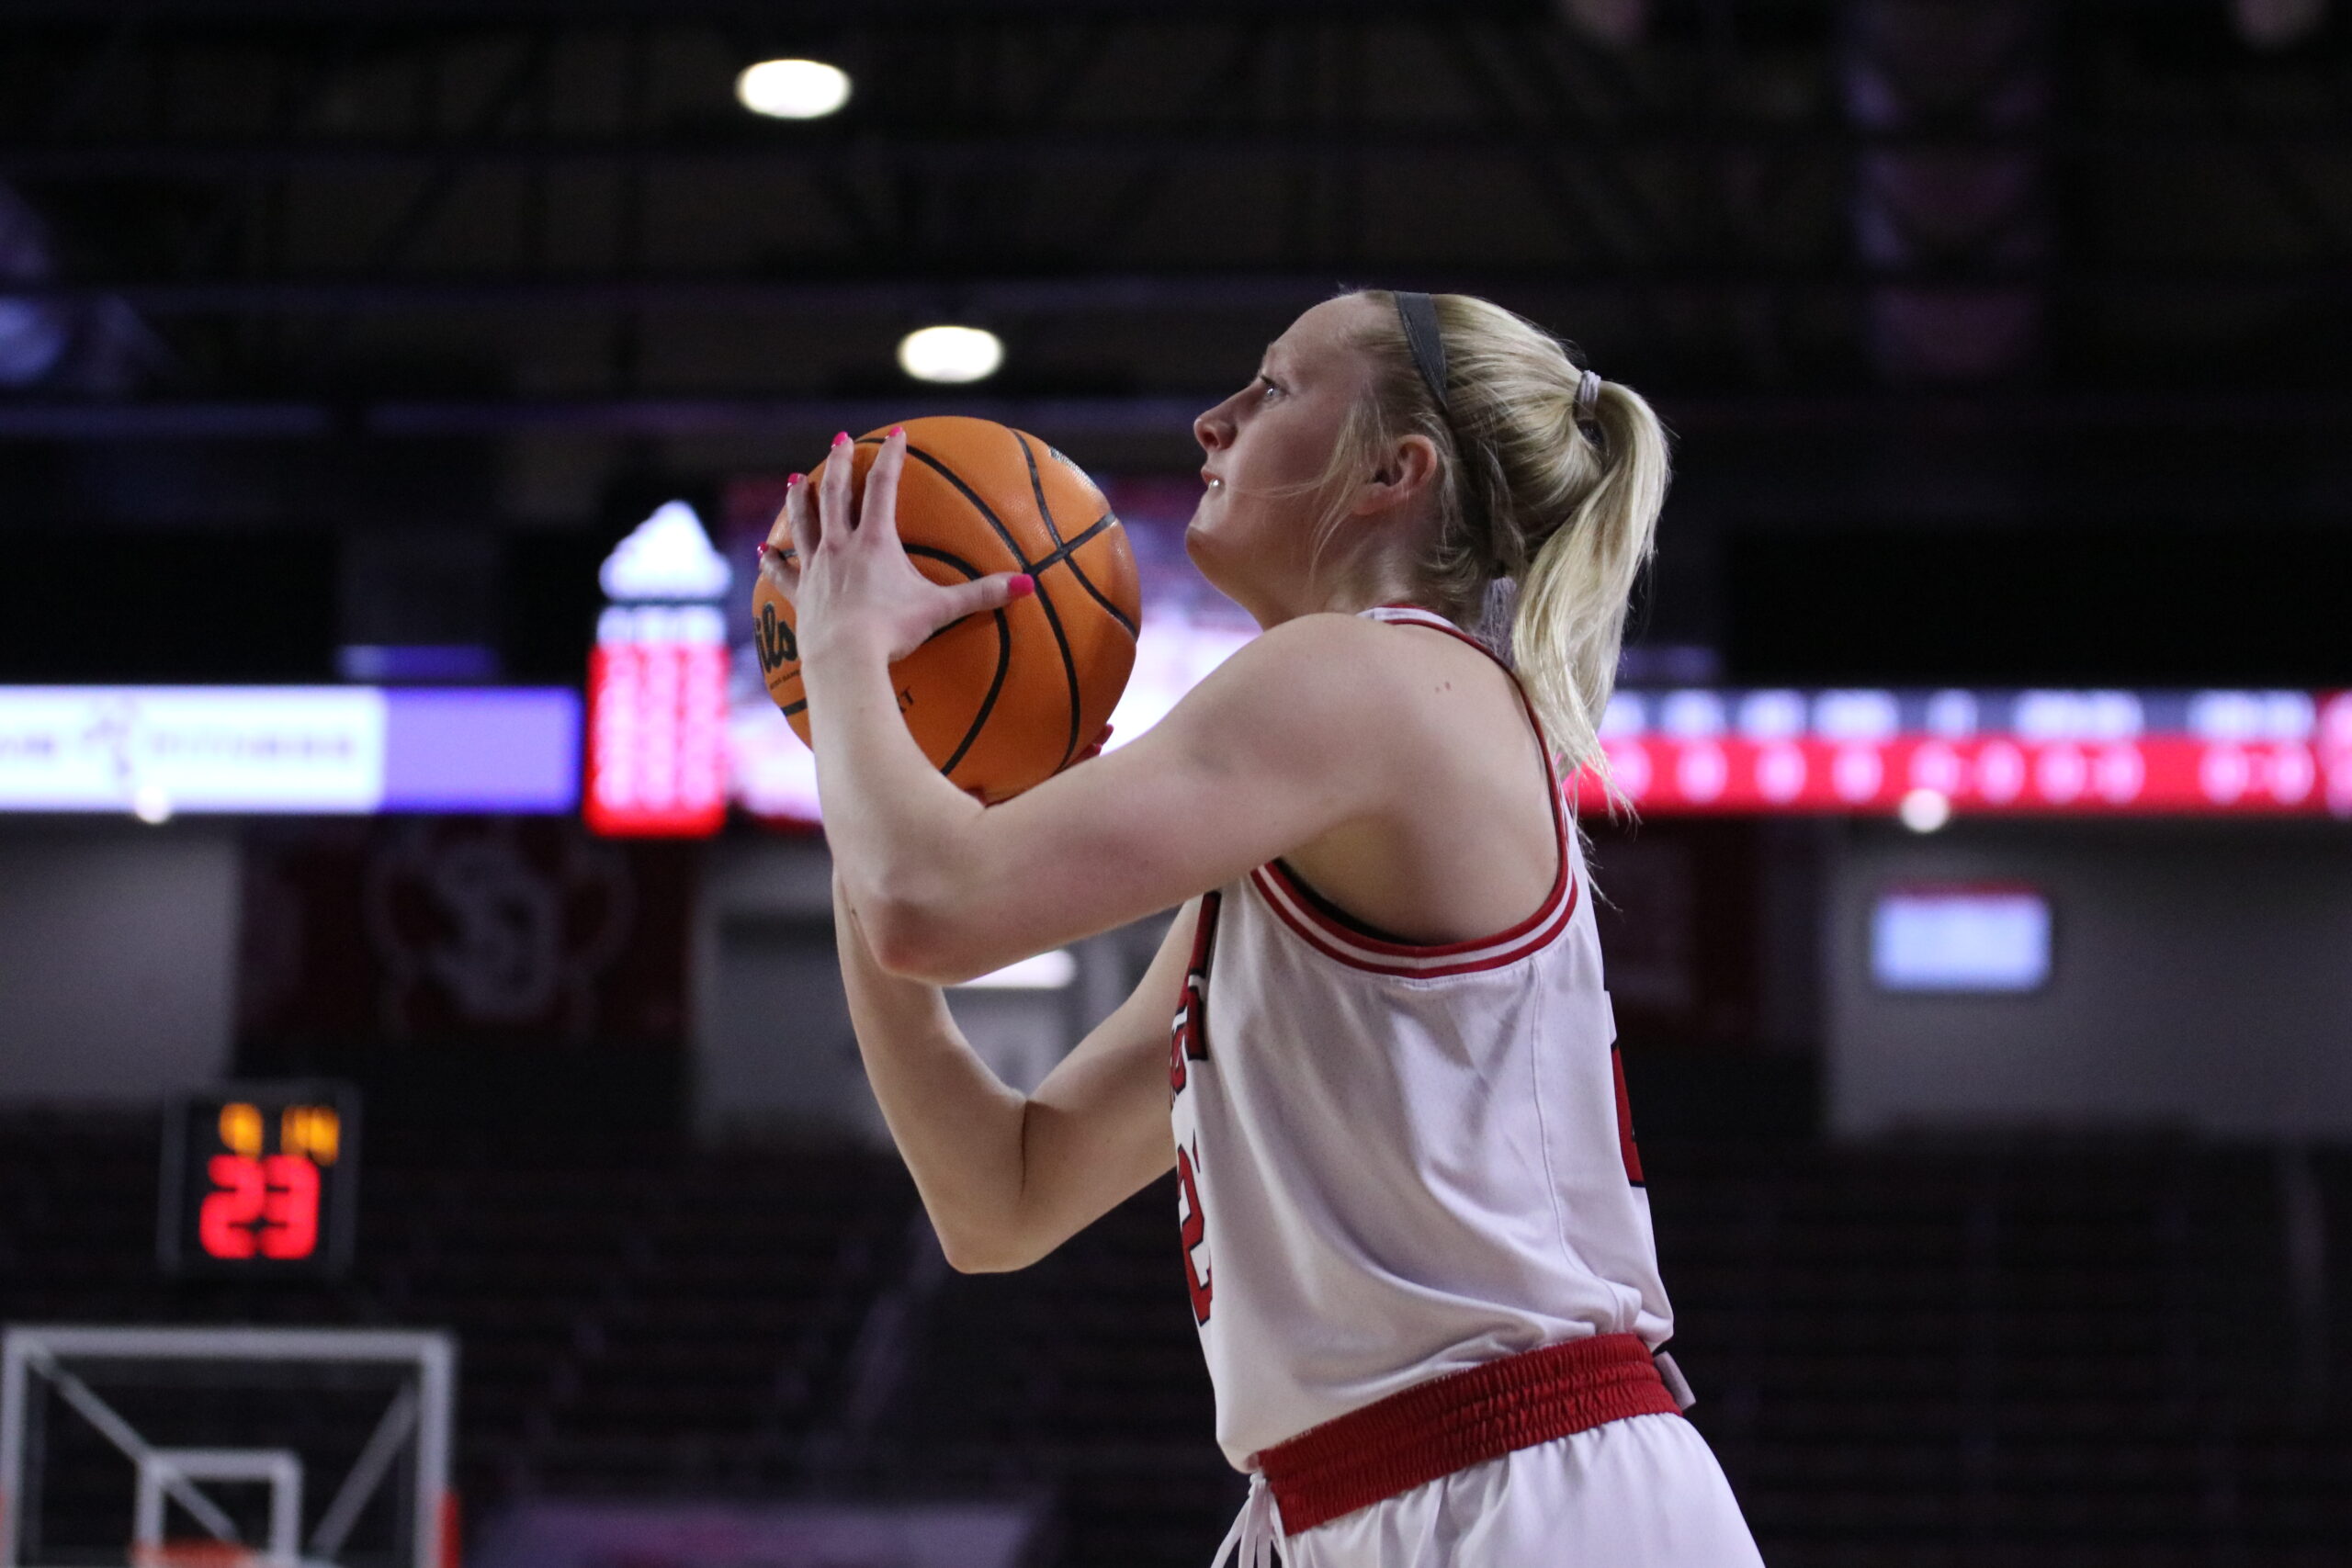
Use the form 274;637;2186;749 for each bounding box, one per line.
1336;290;1669;783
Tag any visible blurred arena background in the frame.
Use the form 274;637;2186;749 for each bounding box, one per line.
1;1;2350;1563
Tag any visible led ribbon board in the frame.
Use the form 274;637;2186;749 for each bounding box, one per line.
732;666;2352;825
1580;688;2352;817
0;687;580;815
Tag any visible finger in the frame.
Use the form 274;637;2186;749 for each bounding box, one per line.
938;570;1035;625
755;541;801;601
818;431;855;542
784;470;820;562
860;426;907;547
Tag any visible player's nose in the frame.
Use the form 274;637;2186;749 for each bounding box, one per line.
1193;396;1238;454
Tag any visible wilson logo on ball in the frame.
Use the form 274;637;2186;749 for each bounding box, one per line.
755;601;797;673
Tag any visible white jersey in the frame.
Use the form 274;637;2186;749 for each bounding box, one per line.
1167;605;1674;1473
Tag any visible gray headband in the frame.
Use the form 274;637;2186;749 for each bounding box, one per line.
1399;289;1605;439
1395;290;1450;411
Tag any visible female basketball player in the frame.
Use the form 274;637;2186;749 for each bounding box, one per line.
763;290;1762;1565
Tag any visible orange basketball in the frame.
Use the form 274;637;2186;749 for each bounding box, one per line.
752;416;1142;804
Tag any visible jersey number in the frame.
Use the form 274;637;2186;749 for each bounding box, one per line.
1167;891;1222;1095
1611;1043;1645;1187
1177;1138;1214;1325
1170;893;1223;1325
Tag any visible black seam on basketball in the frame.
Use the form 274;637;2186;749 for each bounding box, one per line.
1036;513;1139;638
903;544;1012;776
889;441;1035;573
916;434;1073;766
1016;433;1067;547
856;436;1129;639
1003;436;1085;768
1030;567;1085;770
1001;437;1134;640
782;700;807;716
944;607;1013;777
1025;513;1113;575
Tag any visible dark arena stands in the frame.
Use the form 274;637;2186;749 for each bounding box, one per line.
10;1108;2352;1564
4;4;2352;1566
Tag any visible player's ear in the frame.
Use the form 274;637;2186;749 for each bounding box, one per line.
1356;434;1441;515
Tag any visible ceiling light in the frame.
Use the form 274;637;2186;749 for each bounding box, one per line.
735;59;852;120
1898;787;1951;834
898;324;1004;385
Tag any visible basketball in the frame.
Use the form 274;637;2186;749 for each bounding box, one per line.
752;416;1142;804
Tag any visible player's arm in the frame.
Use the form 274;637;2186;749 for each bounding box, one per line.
834;873;1190;1273
817;613;1391;981
779;428;1402;982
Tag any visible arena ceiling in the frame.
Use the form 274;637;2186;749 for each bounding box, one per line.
2;0;2349;550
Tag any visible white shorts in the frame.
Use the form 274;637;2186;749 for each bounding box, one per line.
1219;1414;1764;1568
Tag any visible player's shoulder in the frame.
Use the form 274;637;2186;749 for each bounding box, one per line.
1178;612;1491;761
1230;609;1482;677
1196;613;1422;717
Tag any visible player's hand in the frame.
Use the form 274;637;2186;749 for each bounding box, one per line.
763;428;1033;665
1071;722;1114;765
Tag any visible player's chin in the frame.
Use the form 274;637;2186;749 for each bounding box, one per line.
1182;513;1239;590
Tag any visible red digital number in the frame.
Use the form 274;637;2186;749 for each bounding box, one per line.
198;1155;265;1258
198;1151;321;1260
259;1154;320;1259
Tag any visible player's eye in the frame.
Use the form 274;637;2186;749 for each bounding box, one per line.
1257;375;1283;401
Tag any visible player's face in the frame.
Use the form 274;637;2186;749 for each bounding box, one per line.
1188;295;1381;622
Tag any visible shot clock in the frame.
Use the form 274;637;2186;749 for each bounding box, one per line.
159;1082;360;1278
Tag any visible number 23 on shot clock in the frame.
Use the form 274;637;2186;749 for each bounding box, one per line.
158;1082;360;1278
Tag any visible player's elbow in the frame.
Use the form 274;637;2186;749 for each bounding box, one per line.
858;893;971;985
933;1223;1044;1276
864;888;1016;985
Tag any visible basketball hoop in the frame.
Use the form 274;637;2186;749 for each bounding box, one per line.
2;1325;455;1568
130;1540;266;1568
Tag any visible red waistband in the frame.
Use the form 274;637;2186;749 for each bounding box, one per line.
1257;1334;1683;1534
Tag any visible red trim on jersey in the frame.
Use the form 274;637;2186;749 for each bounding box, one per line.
1257;1334;1683;1534
1245;604;1576;978
1249;864;1579;978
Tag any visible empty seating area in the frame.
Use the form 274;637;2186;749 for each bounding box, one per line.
1652;1141;2352;1566
5;1111;2350;1564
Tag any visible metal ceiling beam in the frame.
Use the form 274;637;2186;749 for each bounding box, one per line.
8;265;2351;315
6;389;2348;442
12;127;2352;179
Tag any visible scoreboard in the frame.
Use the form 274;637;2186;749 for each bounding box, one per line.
158;1083;359;1278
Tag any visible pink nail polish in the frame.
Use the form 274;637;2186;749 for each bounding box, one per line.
832;431;851;446
786;472;804;486
889;425;906;438
1006;574;1036;601
756;541;770;556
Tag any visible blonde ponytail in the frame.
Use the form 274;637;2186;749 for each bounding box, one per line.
1510;378;1668;781
1343;290;1670;787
